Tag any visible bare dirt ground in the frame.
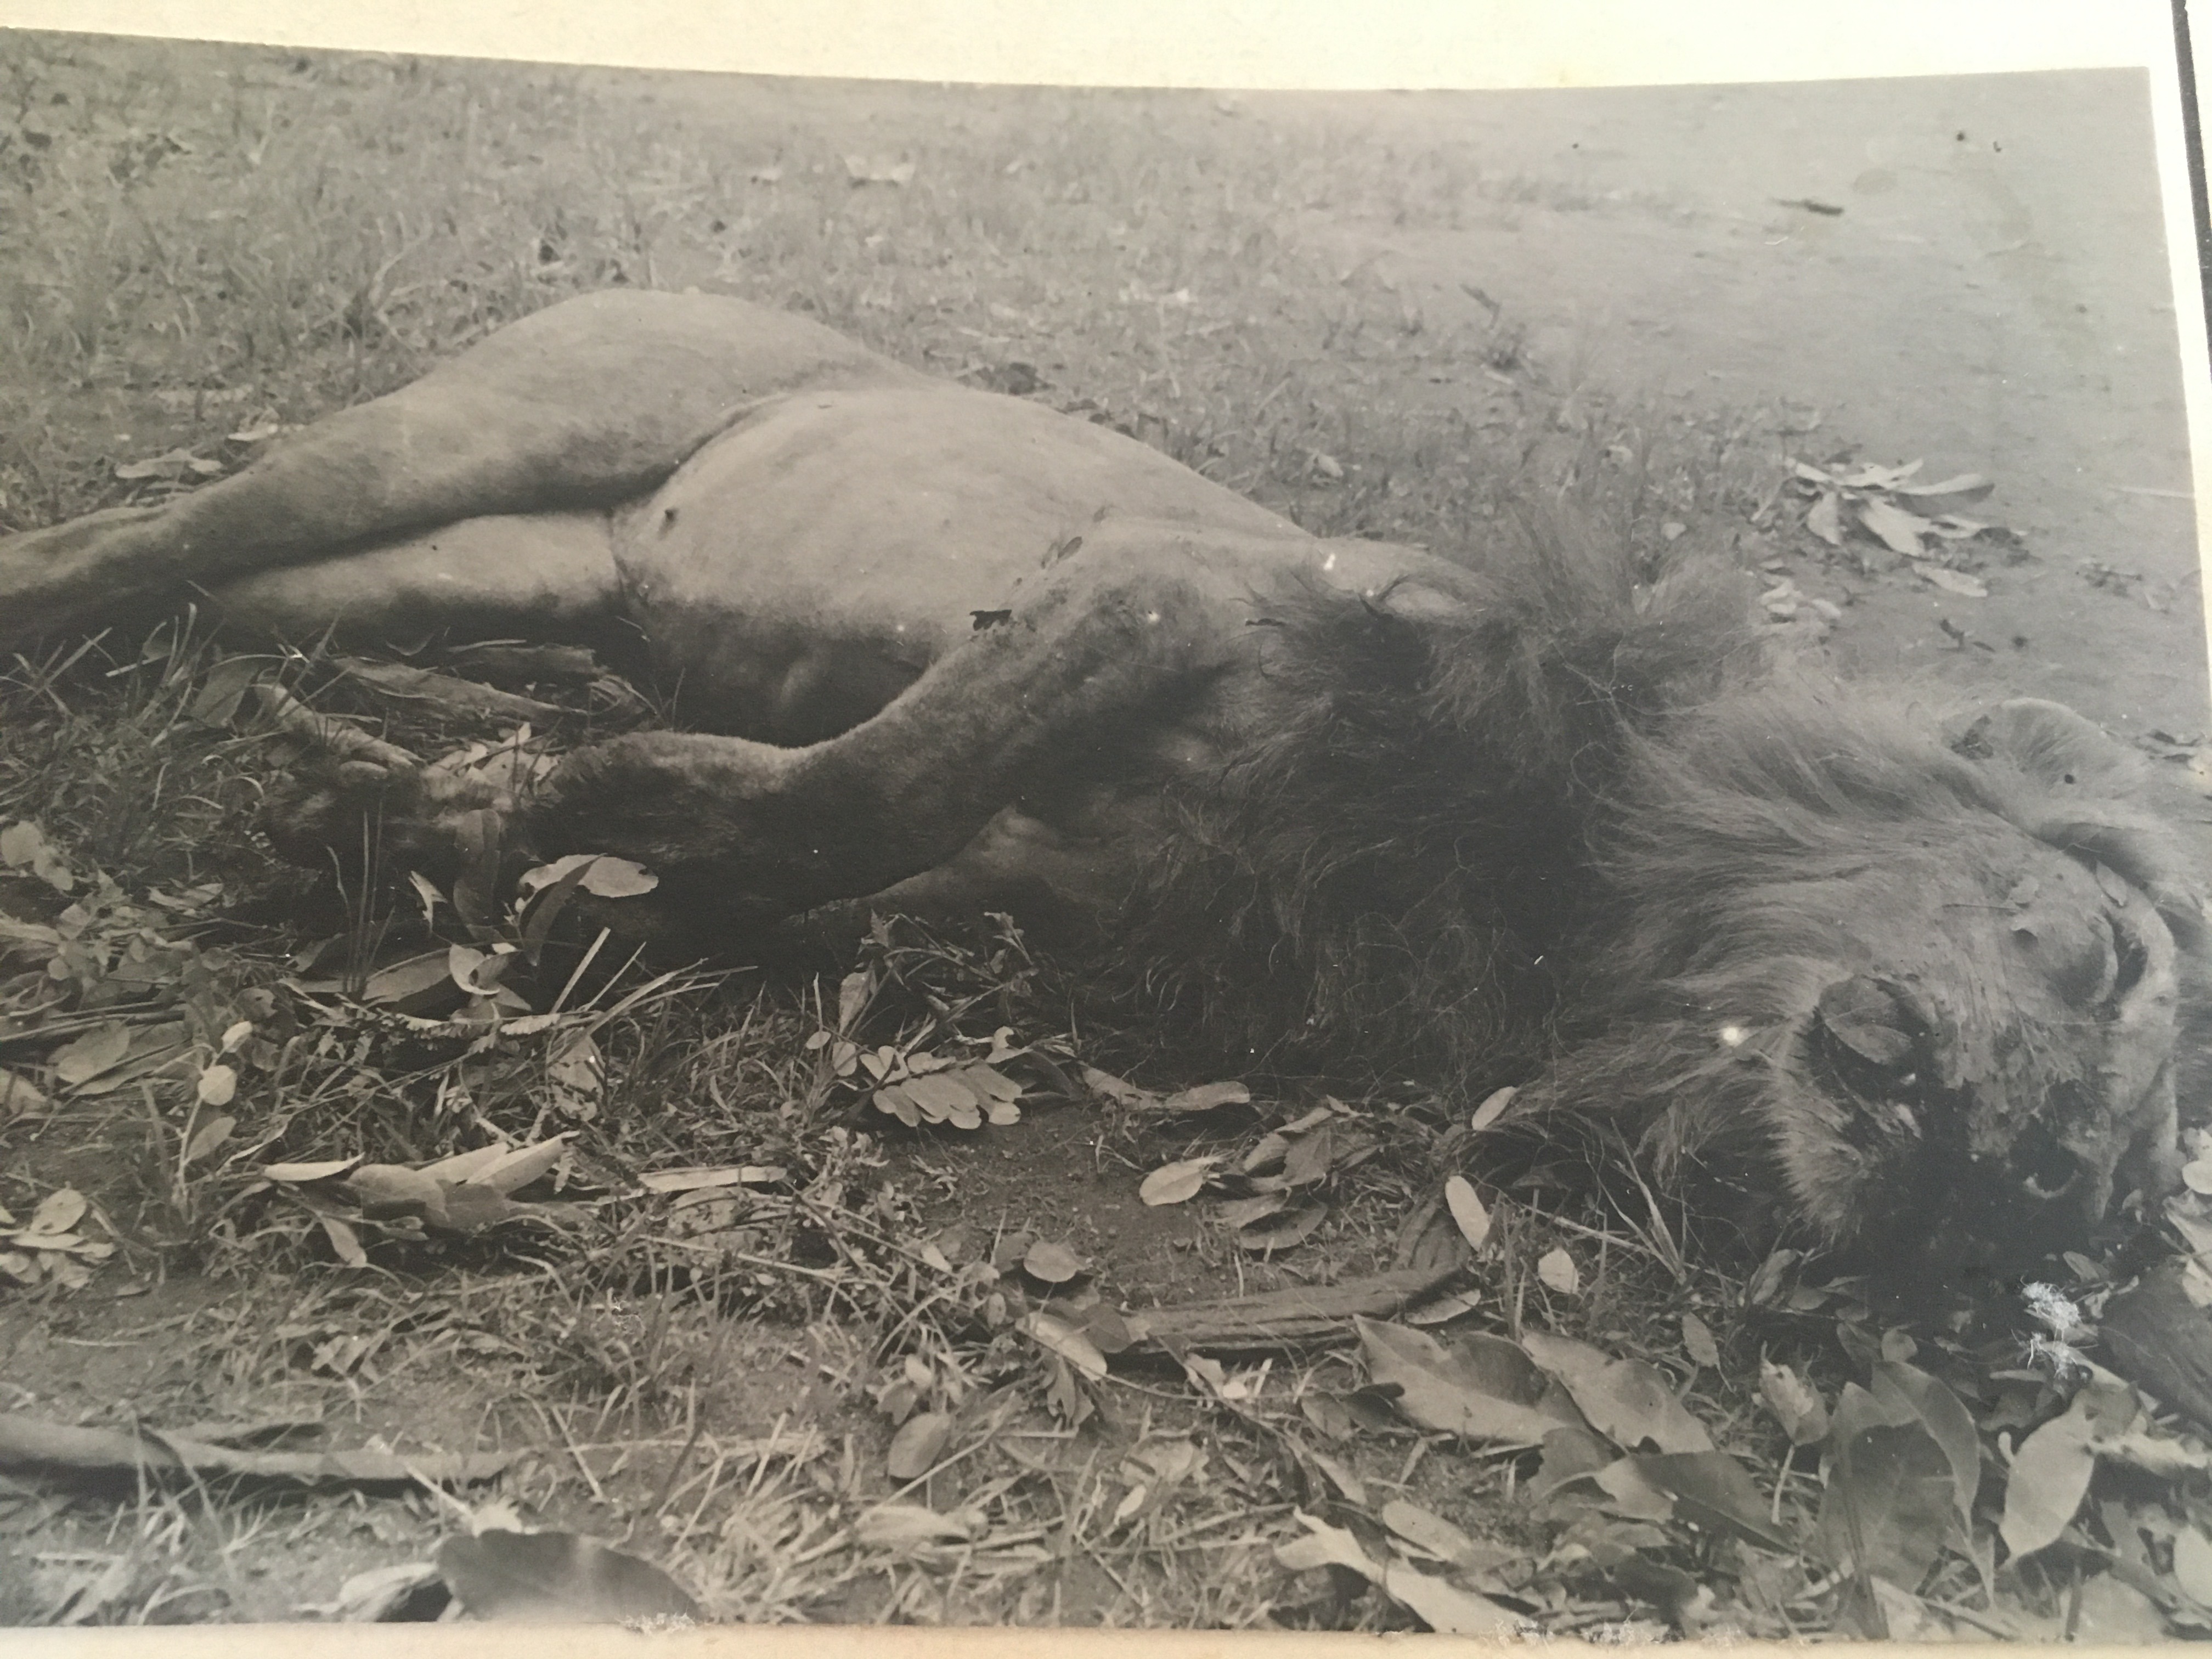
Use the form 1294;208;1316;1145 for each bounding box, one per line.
1277;74;2203;731
0;38;2207;1636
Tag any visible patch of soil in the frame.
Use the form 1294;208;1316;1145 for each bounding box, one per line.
1267;72;2204;737
0;1269;858;1622
895;1100;1216;1305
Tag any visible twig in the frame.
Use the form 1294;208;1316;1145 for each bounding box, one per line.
1147;1502;1297;1552
332;657;564;723
1126;1263;1460;1351
250;681;419;769
0;1005;176;1051
0;1411;507;1488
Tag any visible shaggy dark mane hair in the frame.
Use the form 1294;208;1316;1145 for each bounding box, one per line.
1548;680;2212;1238
1108;529;1767;1082
1108;526;2211;1256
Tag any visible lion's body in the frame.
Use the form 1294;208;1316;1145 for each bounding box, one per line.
234;356;1359;745
2;288;2204;1275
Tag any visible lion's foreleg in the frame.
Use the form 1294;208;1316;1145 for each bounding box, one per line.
522;558;1228;916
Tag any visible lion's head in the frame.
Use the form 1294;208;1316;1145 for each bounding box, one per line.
1539;692;2209;1274
1123;542;2208;1279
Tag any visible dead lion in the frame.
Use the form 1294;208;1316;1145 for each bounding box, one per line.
1;288;2203;1278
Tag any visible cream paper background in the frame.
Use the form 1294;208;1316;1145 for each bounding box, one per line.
0;0;2207;1651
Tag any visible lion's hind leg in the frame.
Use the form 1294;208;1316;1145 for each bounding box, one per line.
208;509;625;654
0;289;912;649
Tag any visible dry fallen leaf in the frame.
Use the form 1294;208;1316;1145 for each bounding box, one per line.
52;1024;131;1087
362;951;459;1011
2000;1390;2100;1559
1868;1359;1980;1534
1912;561;1989;598
1214;1193;1286;1231
1023;1239;1086;1283
885;1412;953;1481
635;1164;785;1194
1158;1080;1252;1113
23;1188;88;1238
1023;1312;1107;1380
1536;1246;1579;1295
0;821;73;891
1379;1498;1485;1567
1895;472;1993;512
1307;1447;1367;1506
263;1158;362;1183
1466;1086;1516;1134
516;854;660;920
1680;1313;1721;1370
1805;490;1844;545
1443;1176;1491;1251
1139;1156;1218;1206
1820;1384;1957;1592
1522;1330;1714;1454
1276;1512;1520;1634
1356;1319;1565;1444
855;1502;977;1549
1237;1203;1327;1252
1858;496;1934;556
2172;1527;2212;1604
1281;1124;1337;1187
843;155;917;187
0;1071;49;1119
1635;1450;1794;1551
1404;1288;1484;1326
183;1114;235;1167
1080;1066;1156;1109
1758;1359;1829;1444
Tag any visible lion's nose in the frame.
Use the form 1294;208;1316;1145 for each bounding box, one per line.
2010;1121;2088;1204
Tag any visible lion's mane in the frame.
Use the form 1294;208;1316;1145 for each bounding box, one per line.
1111;528;2211;1249
1110;527;1764;1082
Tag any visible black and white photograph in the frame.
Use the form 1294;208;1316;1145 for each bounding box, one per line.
1;1;2210;1639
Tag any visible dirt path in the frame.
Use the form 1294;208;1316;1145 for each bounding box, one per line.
1265;70;2203;735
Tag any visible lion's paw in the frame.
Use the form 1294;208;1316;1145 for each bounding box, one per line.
262;758;517;887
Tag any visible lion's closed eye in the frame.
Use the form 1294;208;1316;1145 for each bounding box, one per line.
2109;912;2150;1006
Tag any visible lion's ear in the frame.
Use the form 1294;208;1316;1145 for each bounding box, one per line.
1955;702;2209;951
2031;814;2212;956
1949;697;2148;794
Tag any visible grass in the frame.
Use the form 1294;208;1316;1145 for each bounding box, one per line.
0;27;1872;1636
